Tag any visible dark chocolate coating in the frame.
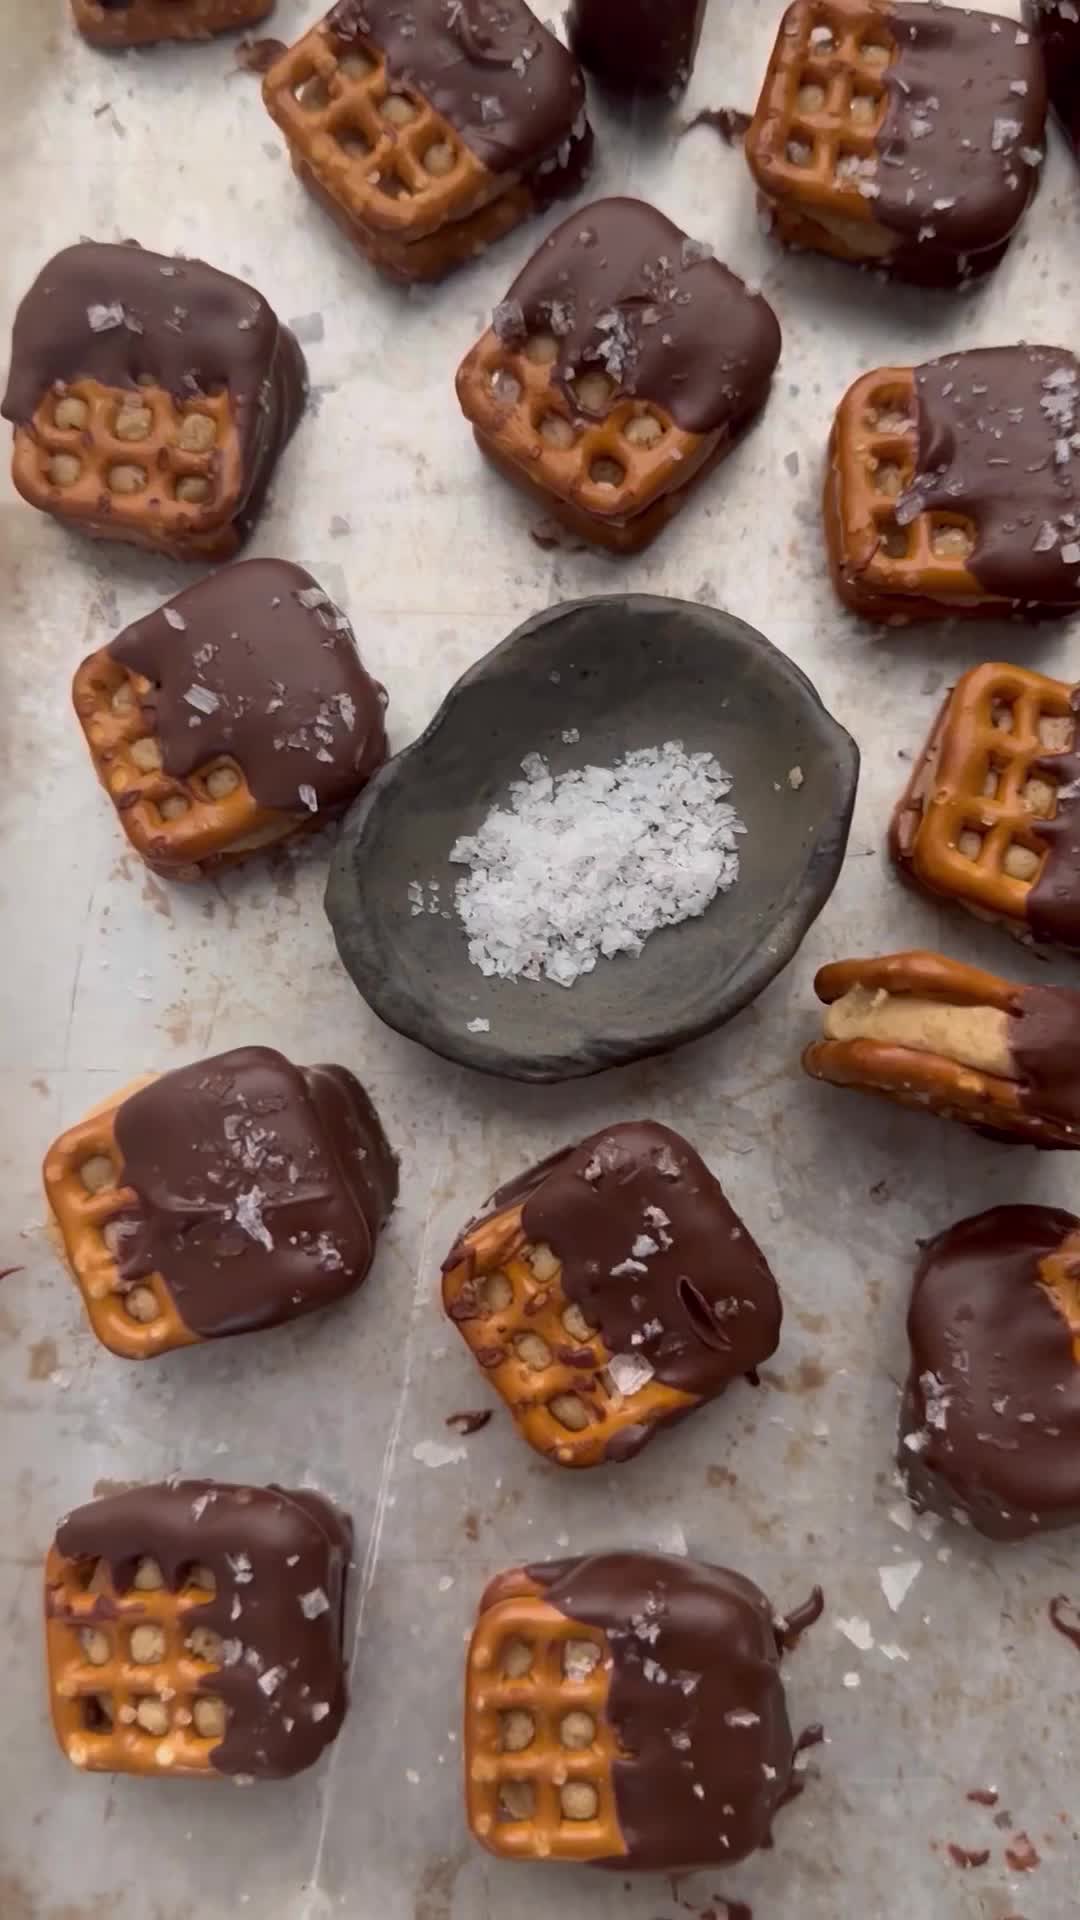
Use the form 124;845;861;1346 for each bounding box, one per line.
52;1481;351;1777
900;1207;1080;1540
112;1047;398;1338
109;560;388;818
448;1122;781;1441
326;0;587;174
497;197;782;437
873;5;1046;276
529;1552;798;1870
1;242;305;529
1029;698;1080;947
1010;986;1080;1124
1027;2;1080;152
567;0;708;96
899;347;1080;607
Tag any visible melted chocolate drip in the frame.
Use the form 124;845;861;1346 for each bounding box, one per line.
1049;1593;1080;1650
2;243;306;521
774;1586;825;1652
873;6;1046;277
109;559;387;818
1010;986;1080;1124
1028;697;1080;946
567;0;708;96
529;1552;803;1870
902;348;1080;607
52;1482;351;1778
500;197;781;438
900;1205;1080;1538
112;1047;398;1338
327;0;587;175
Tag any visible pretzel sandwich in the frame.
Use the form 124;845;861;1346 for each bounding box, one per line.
71;0;272;46
262;0;591;284
465;1553;819;1869
43;1046;398;1358
826;348;1080;620
891;662;1080;949
746;1;1046;285
2;243;304;561
442;1122;781;1468
46;1482;351;1778
901;1205;1080;1538
72;560;387;880
456;198;782;554
804;951;1080;1145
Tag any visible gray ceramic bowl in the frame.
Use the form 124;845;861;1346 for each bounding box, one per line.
325;595;859;1081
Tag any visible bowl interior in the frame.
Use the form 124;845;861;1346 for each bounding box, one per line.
327;596;857;1079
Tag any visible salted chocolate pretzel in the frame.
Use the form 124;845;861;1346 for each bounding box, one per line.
804;950;1080;1146
262;0;591;284
43;1046;398;1357
46;1482;350;1777
746;1;1046;285
891;662;1080;951
826;348;1080;620
441;1122;781;1467
465;1552;822;1868
2;243;304;562
455;197;782;554
71;0;272;45
72;559;388;880
901;1205;1080;1539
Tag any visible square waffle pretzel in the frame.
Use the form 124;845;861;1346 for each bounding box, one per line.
442;1206;696;1469
71;0;272;45
46;1547;226;1776
745;0;900;265
13;380;244;563
43;1080;197;1360
457;334;716;555
72;648;301;880
825;366;987;619
465;1567;622;1861
891;662;1077;934
263;16;531;277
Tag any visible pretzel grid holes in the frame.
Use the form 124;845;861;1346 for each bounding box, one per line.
470;1597;612;1844
75;1147;166;1330
36;380;223;510
53;1553;228;1769
948;693;1075;887
780;9;893;182
285;31;465;206
859;381;977;566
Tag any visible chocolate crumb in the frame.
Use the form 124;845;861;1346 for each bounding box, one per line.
444;1409;493;1436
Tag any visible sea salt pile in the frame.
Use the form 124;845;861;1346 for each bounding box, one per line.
447;742;745;987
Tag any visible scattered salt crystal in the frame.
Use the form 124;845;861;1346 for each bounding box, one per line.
163;607;187;631
448;742;744;987
992;116;1022;152
920;1370;950;1430
724;1710;760;1728
692;1783;705;1799
298;784;319;813
492;299;525;342
438;1575;454;1593
184;685;220;715
296;587;330;610
227;1553;253;1584
631;1234;659;1259
842;1672;860;1689
466;1017;490;1033
836;1616;874;1651
258;1666;286;1696
88;303;124;332
878;1642;909;1663
191;1494;211;1522
561;728;580;745
879;1560;921;1613
1034;522;1058;553
299;1589;329;1619
412;1439;467;1469
234;1187;273;1252
406;1768;421;1784
607;1352;656;1396
888;1500;914;1533
311;1702;331;1722
787;765;804;790
655;1146;681;1179
680;236;715;267
1062;542;1080;565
